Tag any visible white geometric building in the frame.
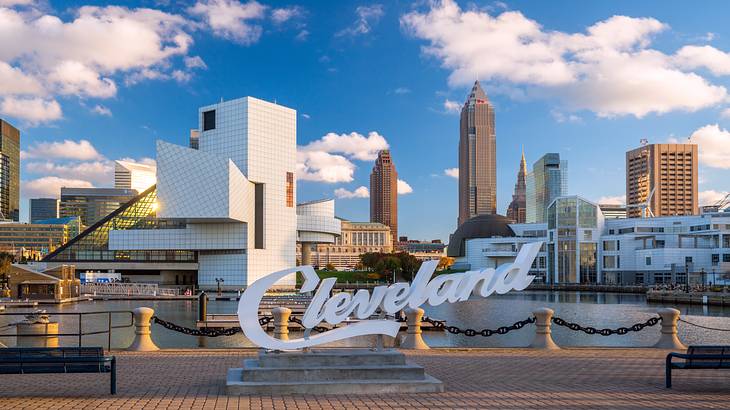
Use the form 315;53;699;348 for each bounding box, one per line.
296;199;341;265
109;97;297;288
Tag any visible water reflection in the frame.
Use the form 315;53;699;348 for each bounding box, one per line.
1;291;728;349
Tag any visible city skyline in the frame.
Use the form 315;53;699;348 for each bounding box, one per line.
4;1;730;242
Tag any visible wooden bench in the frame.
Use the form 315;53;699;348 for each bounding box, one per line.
665;345;730;388
0;347;117;394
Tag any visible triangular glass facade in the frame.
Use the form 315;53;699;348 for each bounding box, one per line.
43;185;196;263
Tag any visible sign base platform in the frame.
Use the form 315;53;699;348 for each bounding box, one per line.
225;348;444;395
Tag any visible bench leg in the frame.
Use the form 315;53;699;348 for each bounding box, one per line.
665;357;672;389
111;357;117;395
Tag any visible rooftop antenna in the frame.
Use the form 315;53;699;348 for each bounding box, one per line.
640;138;648;146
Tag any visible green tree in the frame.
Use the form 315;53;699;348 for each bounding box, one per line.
325;263;336;271
394;252;421;281
360;252;383;271
376;256;401;282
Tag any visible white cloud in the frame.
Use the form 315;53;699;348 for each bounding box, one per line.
699;190;728;206
23;139;103;161
188;0;265;44
443;99;461;113
674;45;730;76
722;108;730;118
0;97;61;124
0;5;194;123
295;29;309;41
551;109;582;123
397;179;413;195
91;104;112;116
401;1;729;117
444;167;459;178
393;87;411;94
21;176;94;199
688;124;730;169
297;151;355;183
25;161;113;185
596;195;626;205
337;4;384;37
271;6;304;24
300;131;389;161
0;0;35;6
184;56;207;69
301;113;311;119
335;186;369;199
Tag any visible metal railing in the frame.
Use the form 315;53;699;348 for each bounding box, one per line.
81;282;179;296
0;311;134;351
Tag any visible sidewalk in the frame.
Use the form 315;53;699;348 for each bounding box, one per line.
1;348;728;409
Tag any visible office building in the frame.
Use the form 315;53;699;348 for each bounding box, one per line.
297;199;342;266
526;153;568;223
396;238;446;262
370;150;398;244
448;196;730;286
506;149;528;223
0;217;81;260
626;143;698;218
60;187;137;226
300;220;392;270
0;119;20;221
458;80;496;226
190;129;199;149
600;204;627;220
43;96;340;289
30;198;59;222
114;160;156;193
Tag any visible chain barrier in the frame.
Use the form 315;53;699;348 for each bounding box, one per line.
551;316;661;336
422;315;536;337
289;316;329;333
678;318;730;332
151;316;272;337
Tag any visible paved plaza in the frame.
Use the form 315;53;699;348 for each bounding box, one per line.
1;348;728;409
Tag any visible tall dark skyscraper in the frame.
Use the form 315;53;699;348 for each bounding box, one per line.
0;119;20;221
370;150;398;244
458;81;496;226
507;148;527;223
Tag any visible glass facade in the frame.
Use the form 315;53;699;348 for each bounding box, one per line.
43;185;196;263
547;196;600;284
0;120;20;221
526;153;568;223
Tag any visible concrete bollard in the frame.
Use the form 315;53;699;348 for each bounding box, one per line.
127;307;159;351
653;308;686;350
400;307;429;349
529;308;560;350
272;307;291;341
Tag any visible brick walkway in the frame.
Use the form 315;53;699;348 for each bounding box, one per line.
1;348;728;409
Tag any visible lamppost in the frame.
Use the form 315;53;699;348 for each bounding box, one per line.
700;268;706;290
685;263;690;293
216;277;224;296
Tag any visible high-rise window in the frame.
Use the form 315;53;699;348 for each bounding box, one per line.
203;110;216;131
286;172;294;207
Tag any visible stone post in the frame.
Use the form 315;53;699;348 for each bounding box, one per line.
653;308;686;350
127;307;159;351
301;243;313;266
273;307;291;341
529;308;559;350
400;307;429;349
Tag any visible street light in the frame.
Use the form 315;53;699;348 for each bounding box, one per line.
216;277;224;296
685;263;690;293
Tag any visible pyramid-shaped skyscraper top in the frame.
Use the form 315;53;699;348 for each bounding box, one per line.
468;80;488;102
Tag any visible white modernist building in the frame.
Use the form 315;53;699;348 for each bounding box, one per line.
450;195;730;286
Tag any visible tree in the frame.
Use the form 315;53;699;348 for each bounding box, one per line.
360;252;382;271
376;256;401;282
325;263;336;271
437;257;455;271
394;252;421;281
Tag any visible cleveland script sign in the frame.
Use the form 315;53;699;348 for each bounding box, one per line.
238;241;543;349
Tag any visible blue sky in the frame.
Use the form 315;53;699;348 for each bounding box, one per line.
3;0;730;242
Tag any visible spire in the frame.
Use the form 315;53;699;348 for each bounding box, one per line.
467;80;488;102
520;146;527;175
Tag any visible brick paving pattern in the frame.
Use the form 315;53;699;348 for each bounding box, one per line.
1;348;728;409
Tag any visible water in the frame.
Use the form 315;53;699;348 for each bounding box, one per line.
1;291;729;349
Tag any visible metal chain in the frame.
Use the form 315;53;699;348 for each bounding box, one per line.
151;316;272;337
551;316;661;336
678;318;730;332
422;315;536;337
289;316;329;333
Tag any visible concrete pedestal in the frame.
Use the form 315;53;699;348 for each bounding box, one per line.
226;348;444;395
16;322;59;347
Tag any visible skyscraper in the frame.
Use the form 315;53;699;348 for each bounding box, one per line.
370;150;398;244
526;153;568;223
60;187;137;226
458;81;496;226
626;143;697;218
0;119;20;221
189;129;199;149
30;198;59;223
506;149;528;223
114;160;156;193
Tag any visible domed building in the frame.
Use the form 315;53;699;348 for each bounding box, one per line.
447;214;515;258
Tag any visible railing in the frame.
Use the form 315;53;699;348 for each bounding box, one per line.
0;311;134;351
81;282;179;296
